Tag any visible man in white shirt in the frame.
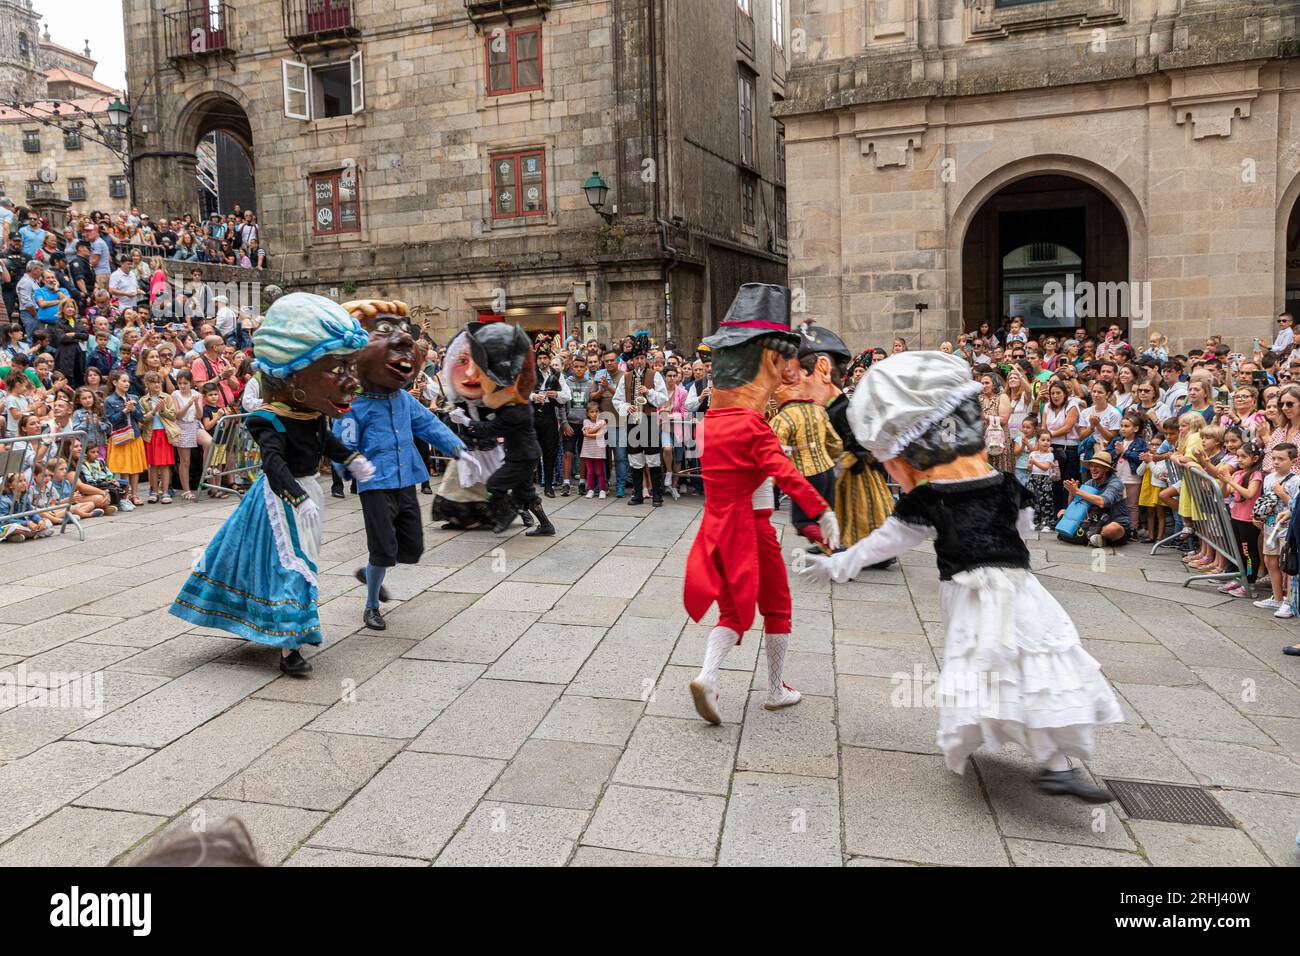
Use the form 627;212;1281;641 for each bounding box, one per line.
108;261;139;311
213;295;237;342
1271;312;1295;356
613;350;668;506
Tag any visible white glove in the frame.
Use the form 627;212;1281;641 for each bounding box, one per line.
456;450;486;488
296;496;322;534
818;510;841;552
448;407;471;426
347;455;376;482
799;552;834;586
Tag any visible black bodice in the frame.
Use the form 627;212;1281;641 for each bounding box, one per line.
892;471;1032;581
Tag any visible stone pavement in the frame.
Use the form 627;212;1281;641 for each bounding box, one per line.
1;487;1298;867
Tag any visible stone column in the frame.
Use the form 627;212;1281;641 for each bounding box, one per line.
29;187;71;230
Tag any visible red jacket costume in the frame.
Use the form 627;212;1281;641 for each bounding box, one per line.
684;406;829;636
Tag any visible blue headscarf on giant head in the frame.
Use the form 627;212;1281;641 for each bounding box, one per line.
252;293;370;380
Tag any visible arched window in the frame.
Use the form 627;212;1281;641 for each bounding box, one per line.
18;33;29;59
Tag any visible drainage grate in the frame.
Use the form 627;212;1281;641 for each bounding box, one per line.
1105;780;1236;828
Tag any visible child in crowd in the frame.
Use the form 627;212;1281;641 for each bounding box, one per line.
1140;418;1180;543
71;387;107;460
580;400;608;499
1028;431;1059;531
1108;412;1148;536
1014;416;1037;488
1185;423;1228;572
1211;441;1263;598
71;438;123;511
171;370;202;501
199;381;232;497
104;369;147;506
0;472;51;541
139;371;176;504
1254;442;1299;618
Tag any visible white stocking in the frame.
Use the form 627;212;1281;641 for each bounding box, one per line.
765;632;791;698
1043;751;1070;772
697;626;739;684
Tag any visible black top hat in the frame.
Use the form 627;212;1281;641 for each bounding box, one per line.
798;325;852;362
466;321;532;387
701;283;801;351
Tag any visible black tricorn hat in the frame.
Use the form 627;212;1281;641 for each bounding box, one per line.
466;321;532;387
702;283;801;351
798;325;852;362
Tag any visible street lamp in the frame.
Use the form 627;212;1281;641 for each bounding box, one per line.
106;96;129;128
583;170;613;224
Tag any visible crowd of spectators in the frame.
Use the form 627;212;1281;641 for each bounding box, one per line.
936;312;1300;640
0;194;268;537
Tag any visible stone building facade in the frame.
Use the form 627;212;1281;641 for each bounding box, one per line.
778;0;1300;353
123;0;793;346
0;2;125;215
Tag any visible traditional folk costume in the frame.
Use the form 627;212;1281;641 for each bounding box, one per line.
769;394;842;540
334;300;473;631
799;327;896;550
458;321;556;537
801;351;1123;801
614;358;668;506
684;284;840;725
428;331;533;532
170;293;373;676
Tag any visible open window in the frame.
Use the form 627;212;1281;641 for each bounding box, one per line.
282;59;309;120
282;53;364;120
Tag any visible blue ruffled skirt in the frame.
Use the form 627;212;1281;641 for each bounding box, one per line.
170;474;325;649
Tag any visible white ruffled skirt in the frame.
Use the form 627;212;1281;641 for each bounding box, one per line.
935;567;1124;773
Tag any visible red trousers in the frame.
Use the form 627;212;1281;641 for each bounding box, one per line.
711;509;791;637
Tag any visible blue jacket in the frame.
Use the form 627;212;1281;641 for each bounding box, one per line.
336;389;464;492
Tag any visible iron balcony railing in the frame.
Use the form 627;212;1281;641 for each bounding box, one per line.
164;3;236;60
283;0;359;44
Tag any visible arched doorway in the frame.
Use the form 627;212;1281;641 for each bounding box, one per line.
181;92;256;218
960;174;1131;338
1285;192;1300;318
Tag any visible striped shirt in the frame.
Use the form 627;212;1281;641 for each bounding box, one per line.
770;400;843;477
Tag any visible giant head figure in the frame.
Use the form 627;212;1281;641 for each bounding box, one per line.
342;298;421;393
703;284;803;412
463;321;536;409
252;292;367;419
847;351;989;490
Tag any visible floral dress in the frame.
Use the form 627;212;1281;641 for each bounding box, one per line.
980;393;1016;473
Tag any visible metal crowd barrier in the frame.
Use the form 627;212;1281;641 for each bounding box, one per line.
198;413;262;496
1151;460;1248;590
0;428;90;540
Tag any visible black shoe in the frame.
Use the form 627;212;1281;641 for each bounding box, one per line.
524;502;556;537
279;649;313;677
1036;768;1113;803
544;485;556;498
330;481;345;499
489;495;517;534
869;558;896;570
420;482;433;495
561;483;571;497
1283;644;1300;656
519;508;534;527
363;607;387;631
354;567;390;603
628;495;644;505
